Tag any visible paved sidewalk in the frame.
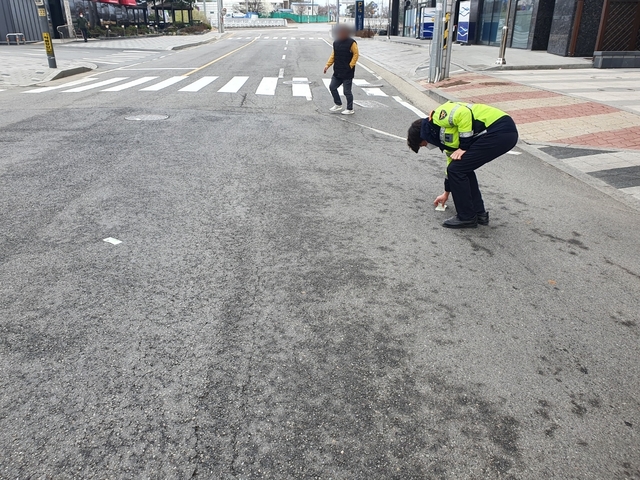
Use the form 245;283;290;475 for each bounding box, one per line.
370;36;592;71
61;31;224;51
0;48;94;87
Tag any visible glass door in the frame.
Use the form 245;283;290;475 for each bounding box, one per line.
479;0;508;45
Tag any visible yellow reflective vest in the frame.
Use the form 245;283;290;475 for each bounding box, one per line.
431;102;508;164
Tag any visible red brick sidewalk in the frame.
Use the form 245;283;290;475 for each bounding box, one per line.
419;73;640;150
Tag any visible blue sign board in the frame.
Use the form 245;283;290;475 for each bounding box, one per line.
355;0;364;31
456;1;470;43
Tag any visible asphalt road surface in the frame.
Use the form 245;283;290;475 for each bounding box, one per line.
1;25;639;479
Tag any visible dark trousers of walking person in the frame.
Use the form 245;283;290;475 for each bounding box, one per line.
447;116;519;221
80;28;88;42
329;76;353;110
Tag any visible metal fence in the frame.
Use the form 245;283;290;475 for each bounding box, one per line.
270;12;329;23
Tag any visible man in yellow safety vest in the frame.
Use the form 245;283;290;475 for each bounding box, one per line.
407;101;519;228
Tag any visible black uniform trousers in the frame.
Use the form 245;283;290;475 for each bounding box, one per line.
446;116;518;221
329;75;354;110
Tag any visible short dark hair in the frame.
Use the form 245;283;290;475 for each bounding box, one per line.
407;118;423;153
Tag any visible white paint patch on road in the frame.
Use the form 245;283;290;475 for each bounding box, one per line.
278;68;285;78
103;237;122;245
322;78;343;96
292;77;312;101
140;76;187;91
282;36;287;39
290;37;296;39
218;76;249;93
24;76;98;93
362;87;387;97
102;76;157;91
264;36;270;39
282;55;286;60
256;77;278;96
284;47;287;50
507;151;522;155
392;95;427;118
179;76;219;92
286;40;289;45
63;77;128;92
273;36;279;39
347;121;405;140
83;59;120;65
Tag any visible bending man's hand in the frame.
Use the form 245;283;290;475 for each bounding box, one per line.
434;192;450;207
450;149;466;160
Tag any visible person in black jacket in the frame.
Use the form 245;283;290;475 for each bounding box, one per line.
324;25;359;115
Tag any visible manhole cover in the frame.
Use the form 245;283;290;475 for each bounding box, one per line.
353;100;388;108
125;114;169;121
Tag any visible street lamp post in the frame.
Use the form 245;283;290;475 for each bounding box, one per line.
496;0;513;65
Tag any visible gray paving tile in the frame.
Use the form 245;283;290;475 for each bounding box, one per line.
589;165;640;189
539;145;614;159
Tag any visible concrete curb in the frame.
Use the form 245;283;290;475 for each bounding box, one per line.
48;65;94;82
169;33;227;50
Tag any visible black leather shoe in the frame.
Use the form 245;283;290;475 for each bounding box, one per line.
443;215;478;229
477;211;489;225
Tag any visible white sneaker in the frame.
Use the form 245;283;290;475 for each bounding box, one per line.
329;105;343;112
341;109;355;115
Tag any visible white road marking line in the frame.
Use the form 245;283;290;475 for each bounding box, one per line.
357;61;383;80
273;36;278;39
179;76;219;92
349;121;405;140
507;151;522;155
286;40;289;45
264;36;270;39
123;50;157;53
353;79;372;86
300;37;305;39
256;77;278;95
278;68;285;78
362;87;387;97
103;237;122;245
140;76;187;91
290;37;296;39
0;89;5;92
308;37;314;39
284;47;287;50
392;95;427;117
282;36;287;39
245;36;252;39
218;76;249;93
282;55;286;59
322;78;343;95
24;76;98;93
102;76;157;91
120;67;195;70
84;59;120;65
64;77;128;92
292;77;312;101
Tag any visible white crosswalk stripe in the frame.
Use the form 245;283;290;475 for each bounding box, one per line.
179;76;218;92
256;77;278;95
64;77;128;92
140;76;187;91
218;76;249;93
24;77;98;93
102;76;157;91
292;77;312;101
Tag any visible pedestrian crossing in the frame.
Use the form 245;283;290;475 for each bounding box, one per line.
19;75;389;99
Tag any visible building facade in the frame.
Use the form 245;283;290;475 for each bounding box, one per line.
390;0;640;56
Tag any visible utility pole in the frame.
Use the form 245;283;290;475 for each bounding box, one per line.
496;0;513;65
336;0;339;24
217;0;225;32
34;0;56;68
203;0;207;23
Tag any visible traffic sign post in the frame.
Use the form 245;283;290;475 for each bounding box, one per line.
34;0;57;68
